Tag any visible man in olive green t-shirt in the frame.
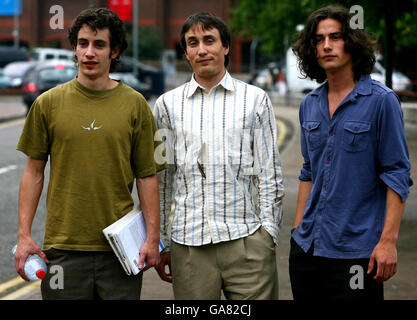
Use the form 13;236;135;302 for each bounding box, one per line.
14;8;163;299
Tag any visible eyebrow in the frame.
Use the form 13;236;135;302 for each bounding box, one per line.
187;34;216;42
77;38;108;44
315;31;343;37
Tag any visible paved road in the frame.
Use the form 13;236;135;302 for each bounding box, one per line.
0;88;416;300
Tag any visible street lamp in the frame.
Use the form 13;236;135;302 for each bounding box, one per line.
13;0;19;49
133;0;139;77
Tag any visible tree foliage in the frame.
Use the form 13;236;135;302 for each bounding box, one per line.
125;26;164;60
229;0;417;56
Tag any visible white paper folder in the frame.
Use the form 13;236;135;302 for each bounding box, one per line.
103;206;164;275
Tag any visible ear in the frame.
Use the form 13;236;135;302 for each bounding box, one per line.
111;46;120;60
224;45;230;56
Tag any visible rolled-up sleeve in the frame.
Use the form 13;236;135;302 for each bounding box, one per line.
377;92;413;202
298;101;313;182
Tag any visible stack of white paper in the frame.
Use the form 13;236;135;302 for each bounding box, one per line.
103;206;164;275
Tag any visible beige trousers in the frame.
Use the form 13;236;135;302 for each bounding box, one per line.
171;227;278;300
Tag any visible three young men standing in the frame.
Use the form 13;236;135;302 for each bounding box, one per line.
14;5;412;301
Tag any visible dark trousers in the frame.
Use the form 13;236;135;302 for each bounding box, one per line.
289;237;383;301
41;248;143;300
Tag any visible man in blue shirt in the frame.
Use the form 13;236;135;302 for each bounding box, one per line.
290;5;412;300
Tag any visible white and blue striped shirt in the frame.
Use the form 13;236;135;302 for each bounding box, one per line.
153;72;284;249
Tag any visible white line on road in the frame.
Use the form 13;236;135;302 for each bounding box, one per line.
0;165;18;175
0;280;40;300
0;118;25;129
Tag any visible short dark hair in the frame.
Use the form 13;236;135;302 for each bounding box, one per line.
68;8;127;73
180;12;231;67
292;5;376;83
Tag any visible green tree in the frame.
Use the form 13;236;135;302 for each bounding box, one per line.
230;0;417;83
125;26;164;60
230;0;417;54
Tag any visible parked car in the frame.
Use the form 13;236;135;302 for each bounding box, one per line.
22;60;78;112
118;56;165;95
110;72;152;100
0;46;29;68
371;54;411;92
3;61;37;88
30;48;74;62
0;68;12;88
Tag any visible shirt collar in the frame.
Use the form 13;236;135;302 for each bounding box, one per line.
186;71;235;98
310;74;372;97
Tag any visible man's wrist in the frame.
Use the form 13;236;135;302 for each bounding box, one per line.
160;247;170;254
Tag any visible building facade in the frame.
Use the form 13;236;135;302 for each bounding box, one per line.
0;0;251;72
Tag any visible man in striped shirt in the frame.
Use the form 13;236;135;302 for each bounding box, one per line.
153;12;284;300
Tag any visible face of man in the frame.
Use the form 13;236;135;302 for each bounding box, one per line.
315;18;352;74
75;24;119;82
184;24;229;85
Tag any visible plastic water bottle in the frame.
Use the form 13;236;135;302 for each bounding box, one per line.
11;244;47;281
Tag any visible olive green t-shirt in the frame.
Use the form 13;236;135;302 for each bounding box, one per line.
17;78;165;251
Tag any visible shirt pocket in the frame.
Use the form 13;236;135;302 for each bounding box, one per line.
342;121;371;153
302;121;322;151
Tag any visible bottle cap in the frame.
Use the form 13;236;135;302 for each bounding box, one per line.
36;270;46;279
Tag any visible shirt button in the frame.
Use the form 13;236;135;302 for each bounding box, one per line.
323;185;327;191
329;131;334;136
326;157;331;163
318;211;322;216
354;127;359;132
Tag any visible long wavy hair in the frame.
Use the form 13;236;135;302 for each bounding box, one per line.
292;5;376;83
68;8;127;73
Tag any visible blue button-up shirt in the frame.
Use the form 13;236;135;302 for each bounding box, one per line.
293;75;413;259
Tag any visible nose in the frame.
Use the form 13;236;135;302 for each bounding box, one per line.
85;44;95;57
323;36;332;51
197;43;208;56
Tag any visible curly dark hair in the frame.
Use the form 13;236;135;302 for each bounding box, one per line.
180;12;231;67
68;8;127;73
292;5;376;83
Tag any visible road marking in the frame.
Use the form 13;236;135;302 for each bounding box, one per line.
0;277;25;294
0;165;18;175
0;280;40;300
0;118;25;129
277;119;287;147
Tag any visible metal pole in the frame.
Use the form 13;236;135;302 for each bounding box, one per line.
250;39;258;75
133;0;139;77
13;0;20;49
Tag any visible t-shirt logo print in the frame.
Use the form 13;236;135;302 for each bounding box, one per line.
81;119;103;131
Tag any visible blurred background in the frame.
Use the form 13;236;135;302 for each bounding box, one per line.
0;0;416;300
0;0;416;100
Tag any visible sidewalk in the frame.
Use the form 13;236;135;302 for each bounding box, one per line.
0;95;26;123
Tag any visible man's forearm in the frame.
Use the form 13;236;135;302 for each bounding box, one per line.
137;174;160;244
18;158;46;240
379;187;406;244
294;180;312;229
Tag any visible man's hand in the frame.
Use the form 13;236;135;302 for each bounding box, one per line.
367;188;405;283
138;240;160;272
15;237;49;281
136;174;161;272
155;252;172;283
367;240;398;283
